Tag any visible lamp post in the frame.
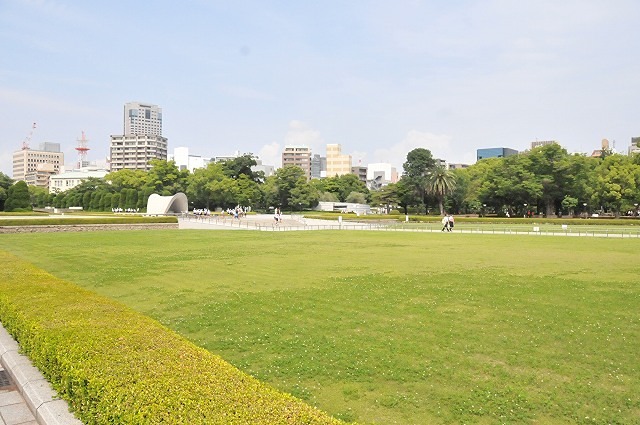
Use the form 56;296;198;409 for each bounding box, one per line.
583;203;587;218
482;203;486;217
524;203;528;218
634;203;638;217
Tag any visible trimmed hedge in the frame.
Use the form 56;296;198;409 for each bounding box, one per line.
0;251;343;425
0;216;177;227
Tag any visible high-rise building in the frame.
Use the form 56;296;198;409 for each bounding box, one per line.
124;102;163;136
326;144;352;177
12;142;64;188
476;147;518;161
282;145;311;180
109;102;168;171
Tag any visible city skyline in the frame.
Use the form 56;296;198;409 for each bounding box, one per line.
2;1;639;176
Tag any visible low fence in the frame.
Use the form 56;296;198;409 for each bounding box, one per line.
180;215;640;238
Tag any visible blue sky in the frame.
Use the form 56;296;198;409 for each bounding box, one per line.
1;0;639;175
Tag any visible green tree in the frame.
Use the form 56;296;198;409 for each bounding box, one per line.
561;195;579;217
4;181;31;211
402;148;436;213
220;154;262;182
319;191;339;202
370;183;400;212
290;180;320;209
273;165;306;208
592;154;639;216
28;186;49;208
426;165;457;215
146;159;189;195
345;191;367;204
0;172;14;211
527;144;572;217
105;169;147;191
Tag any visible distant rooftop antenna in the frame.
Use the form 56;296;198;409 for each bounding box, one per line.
75;131;90;168
22;122;36;150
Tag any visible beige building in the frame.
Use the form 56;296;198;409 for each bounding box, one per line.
281;145;311;180
109;135;168;171
326;144;352;177
109;102;168;171
12;143;64;188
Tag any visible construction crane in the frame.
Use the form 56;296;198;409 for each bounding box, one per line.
22;122;36;150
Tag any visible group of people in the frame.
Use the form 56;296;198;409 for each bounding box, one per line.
192;208;211;216
441;214;455;232
222;206;251;219
112;207;139;213
273;207;283;225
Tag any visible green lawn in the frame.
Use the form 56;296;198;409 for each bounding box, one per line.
1;230;639;424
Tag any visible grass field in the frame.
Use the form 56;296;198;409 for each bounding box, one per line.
1;230;639;424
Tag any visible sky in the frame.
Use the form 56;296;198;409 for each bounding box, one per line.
1;0;639;176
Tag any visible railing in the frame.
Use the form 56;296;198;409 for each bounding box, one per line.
179;215;640;238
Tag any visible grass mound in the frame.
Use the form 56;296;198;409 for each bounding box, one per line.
0;251;342;425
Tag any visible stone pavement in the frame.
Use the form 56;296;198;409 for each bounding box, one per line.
0;324;81;425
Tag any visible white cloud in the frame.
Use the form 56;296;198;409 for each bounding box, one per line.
257;141;281;168
283;120;325;153
373;130;452;171
257;120;328;169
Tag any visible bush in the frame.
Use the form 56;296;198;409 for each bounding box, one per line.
0;251;343;425
0;216;177;227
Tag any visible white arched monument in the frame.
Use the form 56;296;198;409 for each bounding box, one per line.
146;193;188;215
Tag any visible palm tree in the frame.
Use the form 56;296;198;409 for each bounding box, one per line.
426;166;457;215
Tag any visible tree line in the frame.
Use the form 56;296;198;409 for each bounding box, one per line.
1;144;639;217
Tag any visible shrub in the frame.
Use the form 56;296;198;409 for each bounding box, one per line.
0;251;343;424
0;216;177;227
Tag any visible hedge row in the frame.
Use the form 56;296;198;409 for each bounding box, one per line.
0;251;343;425
0;216;178;227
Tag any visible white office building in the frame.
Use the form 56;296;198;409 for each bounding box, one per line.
49;168;109;193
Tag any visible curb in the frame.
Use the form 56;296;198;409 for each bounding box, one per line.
0;324;82;424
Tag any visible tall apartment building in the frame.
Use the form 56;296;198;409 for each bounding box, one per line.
109;102;168;171
12;142;64;188
311;154;326;179
326;144;352;177
124;102;163;136
281;145;311;180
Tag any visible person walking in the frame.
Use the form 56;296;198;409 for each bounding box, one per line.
441;215;449;232
448;214;454;232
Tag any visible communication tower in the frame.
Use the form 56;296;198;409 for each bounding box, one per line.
75;131;90;169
